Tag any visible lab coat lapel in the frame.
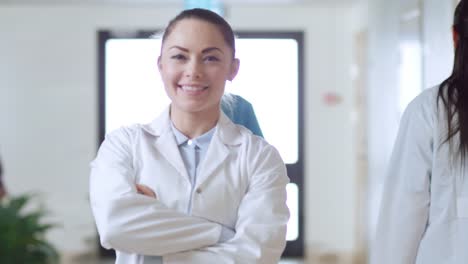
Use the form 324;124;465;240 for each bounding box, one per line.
143;107;189;181
155;130;189;181
196;112;243;186
196;133;229;186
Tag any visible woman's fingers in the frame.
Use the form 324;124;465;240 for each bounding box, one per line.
136;184;157;198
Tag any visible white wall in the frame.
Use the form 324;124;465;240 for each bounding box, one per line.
366;0;400;247
0;3;357;257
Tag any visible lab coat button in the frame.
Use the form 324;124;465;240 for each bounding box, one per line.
196;187;202;194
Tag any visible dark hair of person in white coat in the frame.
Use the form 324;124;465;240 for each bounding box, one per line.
438;0;468;160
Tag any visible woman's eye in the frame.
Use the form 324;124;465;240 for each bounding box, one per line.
171;54;187;60
204;56;220;62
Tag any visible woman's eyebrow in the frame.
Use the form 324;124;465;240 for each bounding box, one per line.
168;46;224;54
168;45;188;52
202;47;223;54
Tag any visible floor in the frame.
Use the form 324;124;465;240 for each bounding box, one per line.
64;255;304;264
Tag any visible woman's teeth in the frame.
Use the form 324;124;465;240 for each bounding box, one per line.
181;85;206;91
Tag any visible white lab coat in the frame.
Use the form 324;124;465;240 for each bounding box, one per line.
372;86;468;264
89;107;290;264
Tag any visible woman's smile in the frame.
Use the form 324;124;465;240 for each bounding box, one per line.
178;84;209;96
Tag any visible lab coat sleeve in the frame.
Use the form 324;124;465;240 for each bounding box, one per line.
372;96;432;264
89;128;223;256
163;145;290;264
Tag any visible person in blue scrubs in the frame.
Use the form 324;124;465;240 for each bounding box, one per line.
221;94;263;138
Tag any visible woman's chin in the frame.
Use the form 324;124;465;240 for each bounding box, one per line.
172;103;219;116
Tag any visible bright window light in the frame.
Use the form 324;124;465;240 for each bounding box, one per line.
286;183;299;241
226;39;299;164
399;42;422;114
104;35;300;244
105;38;299;164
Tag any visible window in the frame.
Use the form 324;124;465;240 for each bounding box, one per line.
398;2;423;116
98;30;304;257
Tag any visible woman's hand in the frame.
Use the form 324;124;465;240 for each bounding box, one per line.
136;184;157;199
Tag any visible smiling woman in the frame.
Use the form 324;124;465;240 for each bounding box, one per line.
157;17;239;138
90;8;290;264
99;29;304;257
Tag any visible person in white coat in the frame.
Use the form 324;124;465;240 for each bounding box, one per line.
89;8;290;264
373;1;468;263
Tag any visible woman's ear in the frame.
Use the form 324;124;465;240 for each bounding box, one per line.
453;26;460;49
228;58;240;81
157;56;163;73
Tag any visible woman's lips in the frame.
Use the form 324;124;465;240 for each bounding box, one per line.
180;85;207;92
178;85;208;95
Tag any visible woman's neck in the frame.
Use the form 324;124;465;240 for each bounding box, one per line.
170;106;220;139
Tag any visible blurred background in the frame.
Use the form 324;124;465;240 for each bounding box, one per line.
0;0;459;263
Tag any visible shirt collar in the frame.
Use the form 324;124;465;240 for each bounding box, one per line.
170;122;216;150
142;106;244;146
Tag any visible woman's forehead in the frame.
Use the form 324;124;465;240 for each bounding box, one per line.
163;19;227;47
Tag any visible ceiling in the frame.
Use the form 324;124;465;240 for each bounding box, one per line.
0;0;358;7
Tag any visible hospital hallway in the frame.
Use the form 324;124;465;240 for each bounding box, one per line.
0;0;460;264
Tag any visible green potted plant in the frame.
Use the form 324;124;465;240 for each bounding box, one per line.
0;194;59;264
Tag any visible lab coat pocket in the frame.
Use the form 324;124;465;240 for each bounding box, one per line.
457;197;468;218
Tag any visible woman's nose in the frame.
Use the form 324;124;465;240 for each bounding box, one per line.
185;61;202;79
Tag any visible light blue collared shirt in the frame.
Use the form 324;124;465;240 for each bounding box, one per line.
171;123;215;208
144;124;215;264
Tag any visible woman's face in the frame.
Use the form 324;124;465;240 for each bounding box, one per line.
158;18;239;117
